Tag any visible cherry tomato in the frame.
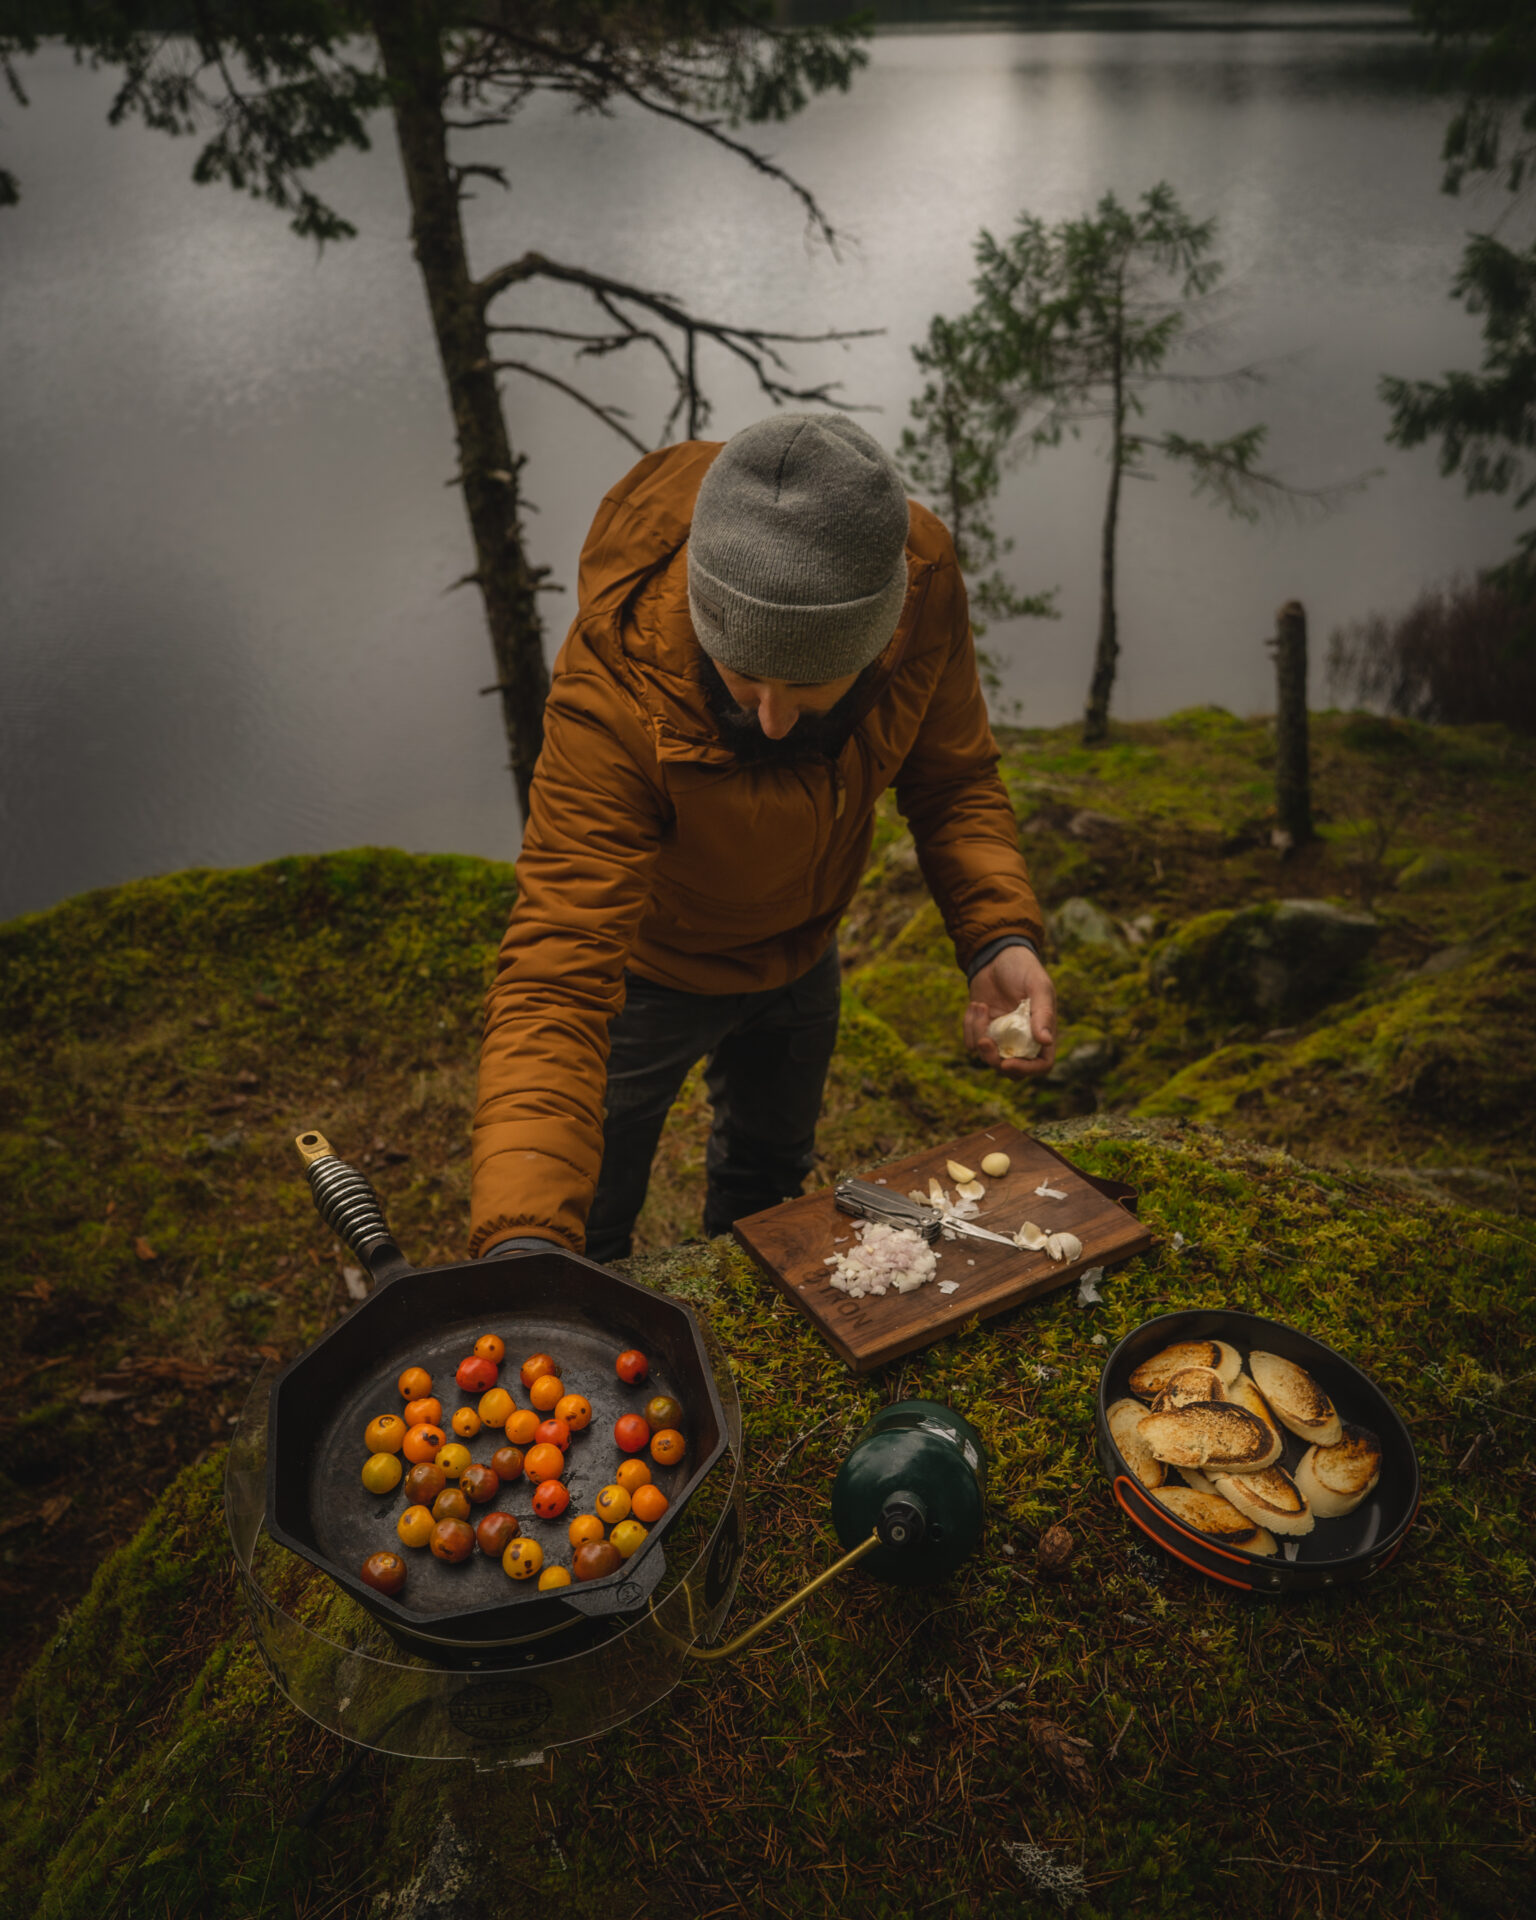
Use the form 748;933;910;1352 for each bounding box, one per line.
475;1511;520;1558
456;1355;498;1395
554;1393;592;1432
529;1374;564;1413
503;1538;544;1580
474;1334;506;1364
594;1484;632;1525
534;1416;571;1452
520;1352;558;1389
361;1452;403;1494
615;1458;653;1493
430;1519;475;1563
461;1463;501;1506
532;1479;570;1520
451;1406;483;1439
523;1442;565;1485
432;1487;471;1524
538;1565;573;1590
630;1483;669;1524
478;1387;514;1428
402;1424;446;1464
360;1550;407;1595
645;1394;684;1432
610;1519;648;1560
490;1445;525;1482
613;1414;650;1454
365;1413;406;1454
403;1396;444;1429
573;1539;621;1582
434;1442;473;1481
403;1462;447;1506
650;1428;687;1467
396;1505;434;1549
615;1349;649;1386
397;1366;432;1401
568;1513;604;1547
505;1409;540;1447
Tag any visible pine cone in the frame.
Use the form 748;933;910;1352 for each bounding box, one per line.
1035;1523;1074;1579
1027;1717;1095;1798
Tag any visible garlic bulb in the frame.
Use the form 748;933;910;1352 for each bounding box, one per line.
988;998;1042;1060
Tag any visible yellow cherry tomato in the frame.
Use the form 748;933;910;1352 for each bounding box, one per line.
505;1408;540;1446
568;1513;605;1548
503;1538;544;1581
478;1386;514;1428
361;1452;403;1494
451;1407;483;1439
396;1504;434;1549
554;1393;592;1432
609;1519;649;1560
594;1483;631;1525
529;1374;565;1413
364;1413;406;1454
435;1442;473;1480
537;1565;572;1590
474;1333;506;1364
615;1458;652;1493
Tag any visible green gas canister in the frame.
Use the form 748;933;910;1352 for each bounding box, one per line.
829;1400;988;1587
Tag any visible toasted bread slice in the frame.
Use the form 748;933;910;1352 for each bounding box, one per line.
1212;1373;1284;1470
1152;1485;1258;1543
1242;1526;1280;1557
1212;1465;1315;1536
1294;1424;1382;1517
1137;1402;1273;1470
1211;1340;1243;1387
1249;1352;1344;1445
1151;1366;1229;1413
1108;1397;1167;1489
1178;1465;1220;1497
1128;1340;1223;1398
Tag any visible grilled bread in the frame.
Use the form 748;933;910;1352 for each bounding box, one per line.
1212;1464;1315;1537
1108;1397;1167;1489
1129;1339;1243;1399
1177;1465;1220;1497
1151;1366;1229;1413
1137;1402;1274;1470
1243;1526;1280;1557
1294;1424;1383;1517
1152;1485;1258;1543
1249;1352;1344;1446
1228;1371;1280;1440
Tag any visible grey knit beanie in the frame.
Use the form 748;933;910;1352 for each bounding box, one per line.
687;414;911;682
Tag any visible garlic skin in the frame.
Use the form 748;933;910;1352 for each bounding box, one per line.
955;1180;986;1202
980;1152;1011;1178
988;998;1042;1060
1046;1230;1084;1263
1014;1221;1048;1251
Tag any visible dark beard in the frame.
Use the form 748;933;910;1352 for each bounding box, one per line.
696;651;876;765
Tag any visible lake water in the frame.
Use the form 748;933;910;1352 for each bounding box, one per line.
0;4;1515;920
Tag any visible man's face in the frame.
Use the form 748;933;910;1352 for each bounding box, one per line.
699;654;871;764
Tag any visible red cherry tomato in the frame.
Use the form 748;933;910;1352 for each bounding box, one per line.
532;1479;570;1520
403;1462;447;1506
360;1550;407;1595
615;1349;649;1386
613;1413;651;1454
534;1416;571;1452
432;1487;471;1524
460;1463;501;1505
520;1352;558;1389
489;1445;525;1482
475;1511;520;1558
430;1519;475;1563
573;1539;622;1582
456;1355;498;1394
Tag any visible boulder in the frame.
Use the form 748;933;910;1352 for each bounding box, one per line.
1049;896;1126;951
1148;899;1380;1024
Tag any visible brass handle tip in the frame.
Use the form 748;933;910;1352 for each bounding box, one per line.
295;1129;335;1167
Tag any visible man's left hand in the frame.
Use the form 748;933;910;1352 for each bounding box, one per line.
965;945;1057;1079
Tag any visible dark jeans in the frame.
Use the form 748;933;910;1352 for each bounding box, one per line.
584;943;842;1263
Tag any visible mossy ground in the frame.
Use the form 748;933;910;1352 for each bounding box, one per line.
2;714;1534;1916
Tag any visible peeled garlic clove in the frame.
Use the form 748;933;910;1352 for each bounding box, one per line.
945;1159;976;1184
980;1152;1011;1178
956;1180;986;1202
987;997;1042;1061
1014;1221;1048;1251
1046;1231;1084;1263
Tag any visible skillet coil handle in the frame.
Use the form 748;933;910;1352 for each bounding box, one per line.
295;1130;409;1284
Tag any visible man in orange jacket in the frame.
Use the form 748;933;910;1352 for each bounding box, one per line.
472;414;1056;1264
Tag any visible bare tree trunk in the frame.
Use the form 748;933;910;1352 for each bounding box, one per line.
370;1;549;822
1083;345;1124;745
1270;598;1315;852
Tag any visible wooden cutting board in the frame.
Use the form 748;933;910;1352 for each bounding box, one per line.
732;1125;1156;1373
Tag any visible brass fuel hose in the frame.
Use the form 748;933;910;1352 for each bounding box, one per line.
678;1529;882;1663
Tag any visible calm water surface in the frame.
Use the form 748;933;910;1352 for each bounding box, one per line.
0;5;1513;919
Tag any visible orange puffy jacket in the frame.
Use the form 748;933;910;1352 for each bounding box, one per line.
470;441;1042;1254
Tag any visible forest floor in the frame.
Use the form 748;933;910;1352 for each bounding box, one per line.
1;709;1532;1917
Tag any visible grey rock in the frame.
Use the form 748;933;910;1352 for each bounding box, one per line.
1418;943;1474;979
1067;808;1124;840
1049;896;1126;950
1148;899;1380;1024
1396;851;1457;891
1048;1037;1115;1087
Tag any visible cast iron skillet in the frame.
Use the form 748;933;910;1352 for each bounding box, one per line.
1096;1309;1420;1595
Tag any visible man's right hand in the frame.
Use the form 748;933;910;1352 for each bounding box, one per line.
964;944;1058;1079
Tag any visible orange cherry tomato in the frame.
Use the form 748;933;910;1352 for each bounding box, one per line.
650;1428;687;1467
503;1538;544;1581
614;1349;649;1385
505;1409;540;1447
397;1366;432;1401
529;1374;565;1413
613;1414;650;1454
430;1519;474;1563
538;1565;572;1590
451;1407;483;1439
396;1505;434;1549
630;1483;669;1524
520;1352;558;1389
610;1519;648;1560
568;1513;604;1547
365;1414;406;1454
474;1334;506;1364
594;1483;631;1525
534;1416;571;1453
435;1442;473;1481
523;1442;565;1485
361;1452;403;1494
402;1424;447;1464
554;1393;592;1432
403;1396;443;1429
615;1458;652;1493
532;1479;570;1520
479;1387;514;1428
